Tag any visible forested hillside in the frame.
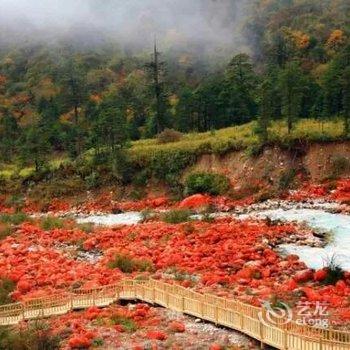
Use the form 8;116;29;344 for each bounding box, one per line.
0;0;349;189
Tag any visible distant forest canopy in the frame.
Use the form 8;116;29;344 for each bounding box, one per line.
0;0;350;163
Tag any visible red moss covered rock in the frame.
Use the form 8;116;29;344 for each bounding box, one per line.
314;269;327;282
68;335;92;349
209;344;223;350
178;194;211;209
294;269;313;283
169;321;186;333
146;330;168;341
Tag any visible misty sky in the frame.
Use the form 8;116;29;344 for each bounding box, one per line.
0;0;249;51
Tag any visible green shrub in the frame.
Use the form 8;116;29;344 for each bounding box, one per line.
163;174;184;197
0;174;6;188
108;254;135;273
108;254;154;273
149;150;196;182
0;278;15;305
84;171;100;189
174;270;190;281
278;168;297;190
110;150;133;184
161;209;192;224
137;259;155;272
323;256;344;285
0;321;60;350
185;172;230;195
40;216;64;231
245;143;264;157
157;128;183;144
91;151;110;167
140;209;154;222
132;169;150;186
0;212;29;225
330;155;350;178
20;164;51;183
0;224;13;240
92;338;104;346
110;314;137;332
4;194;24;211
77;223;94;233
129;189;144;200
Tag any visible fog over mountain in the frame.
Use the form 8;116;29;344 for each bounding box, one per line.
0;0;250;53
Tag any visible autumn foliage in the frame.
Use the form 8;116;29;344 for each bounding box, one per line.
326;29;346;50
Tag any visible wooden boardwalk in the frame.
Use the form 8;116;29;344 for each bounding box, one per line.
0;279;349;350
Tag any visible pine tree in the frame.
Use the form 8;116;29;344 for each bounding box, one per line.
341;67;350;135
278;62;304;133
19;126;50;172
256;78;274;142
92;106;127;154
220;54;257;125
175;87;194;132
193;75;224;131
0;111;19;161
145;41;170;135
322;60;343;118
59;56;87;156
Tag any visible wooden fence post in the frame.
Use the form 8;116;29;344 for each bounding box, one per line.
259;307;265;349
240;312;244;330
215;305;219;324
116;285;119;301
259;318;264;343
133;281;137;299
22;303;25;320
284;330;288;350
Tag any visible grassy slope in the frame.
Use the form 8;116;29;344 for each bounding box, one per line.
130;118;345;161
0;118;346;179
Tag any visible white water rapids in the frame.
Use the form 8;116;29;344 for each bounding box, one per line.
246;209;350;270
75;207;350;270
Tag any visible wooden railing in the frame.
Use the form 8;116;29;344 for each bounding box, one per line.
0;279;349;350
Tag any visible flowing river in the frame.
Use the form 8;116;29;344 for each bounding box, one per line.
246;209;350;270
75;207;350;271
76;212;142;226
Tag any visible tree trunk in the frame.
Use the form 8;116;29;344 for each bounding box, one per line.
287;116;292;134
153;42;162;134
344;115;349;136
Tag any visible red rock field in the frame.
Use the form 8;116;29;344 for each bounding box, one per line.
1;180;350;348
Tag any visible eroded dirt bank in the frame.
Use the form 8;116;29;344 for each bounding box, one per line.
184;141;350;190
2;141;350;211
